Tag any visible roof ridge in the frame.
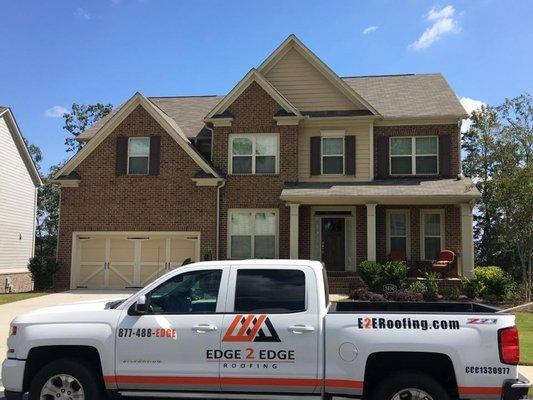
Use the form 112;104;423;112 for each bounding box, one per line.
149;95;223;99
342;73;441;79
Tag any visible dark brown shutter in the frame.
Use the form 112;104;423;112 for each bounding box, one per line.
439;134;452;178
149;135;161;175
376;135;389;178
115;135;128;176
310;136;321;175
345;135;356;175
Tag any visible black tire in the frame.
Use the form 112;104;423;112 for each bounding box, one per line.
28;358;105;400
371;371;451;400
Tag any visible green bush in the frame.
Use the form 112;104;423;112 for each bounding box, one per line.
359;261;383;292
461;276;482;299
441;285;460;301
423;271;440;301
474;266;515;302
409;280;427;294
382;261;409;289
28;256;59;290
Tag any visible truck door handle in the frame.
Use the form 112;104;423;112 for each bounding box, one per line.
192;324;218;333
288;325;315;334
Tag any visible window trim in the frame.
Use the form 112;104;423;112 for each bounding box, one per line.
420;209;445;261
389;136;439;176
228;134;279;175
227;209;279;259
321;136;345;176
386;209;411;259
127;137;150;175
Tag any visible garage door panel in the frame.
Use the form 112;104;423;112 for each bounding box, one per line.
80;238;106;263
169;238;197;268
109;265;135;287
140;264;166;286
79;265;105;287
109;238;135;262
141;239;166;263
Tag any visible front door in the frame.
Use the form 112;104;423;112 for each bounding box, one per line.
321;217;345;270
115;267;228;392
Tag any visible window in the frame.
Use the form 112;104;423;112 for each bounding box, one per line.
390;136;438;175
148;269;222;314
234;269;306;313
387;210;410;257
421;210;444;260
128;138;150;175
230;135;277;174
229;210;277;259
322;137;344;174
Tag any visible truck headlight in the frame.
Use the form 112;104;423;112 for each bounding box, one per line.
9;324;17;336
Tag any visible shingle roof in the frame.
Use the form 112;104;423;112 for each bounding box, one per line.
281;178;480;202
342;73;467;119
0;106;8;114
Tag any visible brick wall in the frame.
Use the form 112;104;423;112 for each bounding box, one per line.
212;81;298;259
56;106;218;290
0;271;33;293
374;124;460;178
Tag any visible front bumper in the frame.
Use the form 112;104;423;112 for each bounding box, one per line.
502;374;531;400
1;358;25;392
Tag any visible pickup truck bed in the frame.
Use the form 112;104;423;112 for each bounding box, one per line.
331;300;501;313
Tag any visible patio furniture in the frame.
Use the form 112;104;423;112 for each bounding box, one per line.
431;250;456;277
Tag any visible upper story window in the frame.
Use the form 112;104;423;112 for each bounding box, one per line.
322;137;344;175
229;210;278;259
230;134;278;174
128;138;150;175
390;136;438;175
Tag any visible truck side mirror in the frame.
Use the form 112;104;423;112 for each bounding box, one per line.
134;294;149;314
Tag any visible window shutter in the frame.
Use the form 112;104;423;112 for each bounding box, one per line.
376;135;389;178
149;135;161;175
439;134;452;178
310;136;321;175
345;135;356;175
115;135;128;176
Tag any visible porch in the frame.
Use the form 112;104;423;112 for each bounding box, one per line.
281;178;481;281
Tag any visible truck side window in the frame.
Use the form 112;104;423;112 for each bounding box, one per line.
234;269;305;313
148;269;222;314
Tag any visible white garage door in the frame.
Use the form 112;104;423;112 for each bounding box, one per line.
73;233;199;289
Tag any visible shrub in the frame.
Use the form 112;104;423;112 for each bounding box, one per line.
349;287;386;302
409;280;427;294
28;256;59;290
441;285;460;301
423;271;440;301
474;266;515;301
359;261;383;292
461;276;482;299
385;289;424;302
382;261;409;289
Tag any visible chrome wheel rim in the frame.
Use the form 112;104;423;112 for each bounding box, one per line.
40;374;85;400
391;388;433;400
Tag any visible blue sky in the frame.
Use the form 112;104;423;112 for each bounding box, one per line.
1;0;532;172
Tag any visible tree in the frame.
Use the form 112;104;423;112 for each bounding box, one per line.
63;103;113;152
35;163;62;258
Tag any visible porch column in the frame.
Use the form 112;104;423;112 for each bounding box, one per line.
461;203;475;277
289;203;300;259
366;203;377;262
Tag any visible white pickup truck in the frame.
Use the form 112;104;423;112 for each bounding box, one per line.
2;260;530;400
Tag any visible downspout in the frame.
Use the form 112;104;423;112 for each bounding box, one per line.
216;180;226;260
457;119;464;179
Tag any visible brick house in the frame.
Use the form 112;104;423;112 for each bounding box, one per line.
52;35;480;292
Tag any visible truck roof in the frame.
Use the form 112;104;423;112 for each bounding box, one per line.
185;259;324;273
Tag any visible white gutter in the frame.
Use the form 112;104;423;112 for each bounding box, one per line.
216;179;226;260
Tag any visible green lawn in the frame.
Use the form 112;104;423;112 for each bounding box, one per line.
0;291;48;305
515;312;533;366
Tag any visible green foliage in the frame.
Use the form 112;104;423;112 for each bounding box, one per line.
359;261;383;292
203;247;213;261
28;256;59;290
461;276;482;299
441;285;460;301
63;103;113;152
423;271;440;301
409;280;427;294
382;261;409;289
474;266;515;301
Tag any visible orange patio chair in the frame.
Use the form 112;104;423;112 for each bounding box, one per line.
432;250;455;276
389;250;407;262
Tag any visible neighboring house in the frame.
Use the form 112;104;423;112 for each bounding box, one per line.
0;106;42;293
53;35;480;292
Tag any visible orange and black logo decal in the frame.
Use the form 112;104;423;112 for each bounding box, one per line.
223;314;280;342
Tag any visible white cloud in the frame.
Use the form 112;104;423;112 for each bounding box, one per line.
409;5;459;51
426;5;455;20
362;26;378;35
74;7;91;20
460;97;485;132
45;106;69;118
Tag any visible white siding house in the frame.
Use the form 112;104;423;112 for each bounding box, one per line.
0;106;41;292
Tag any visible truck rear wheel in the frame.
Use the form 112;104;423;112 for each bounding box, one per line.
28;358;105;400
371;371;450;400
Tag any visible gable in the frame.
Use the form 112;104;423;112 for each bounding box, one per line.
264;46;363;112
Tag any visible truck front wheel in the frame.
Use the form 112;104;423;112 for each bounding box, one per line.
28;358;105;400
372;371;451;400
